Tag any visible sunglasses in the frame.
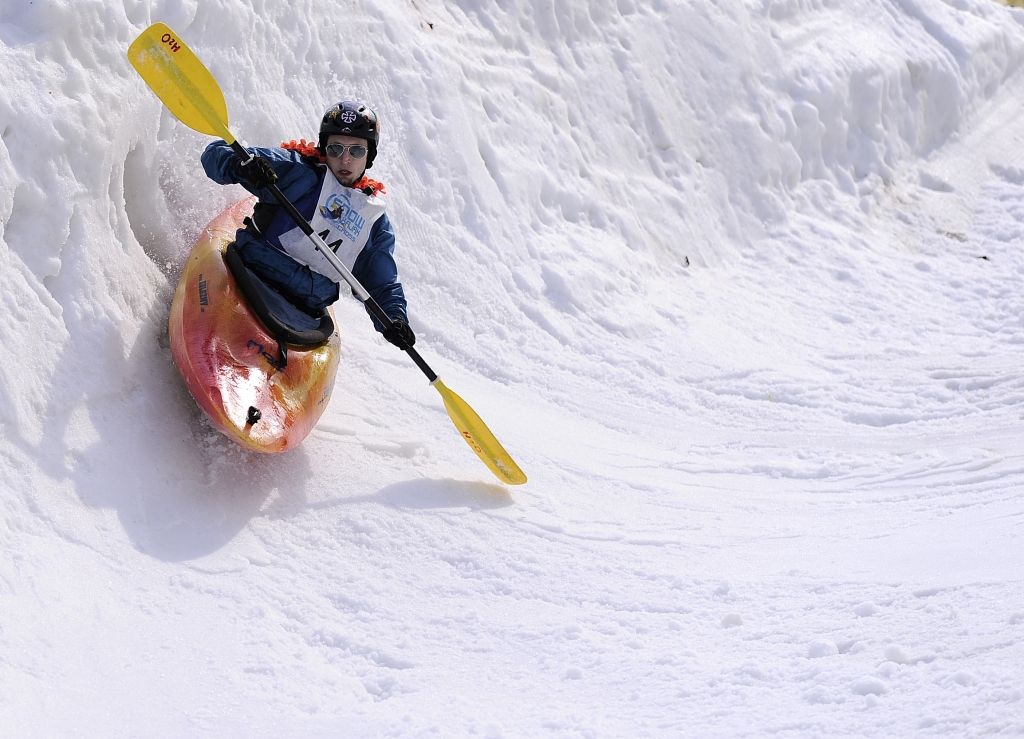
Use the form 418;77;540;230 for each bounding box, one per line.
324;143;368;159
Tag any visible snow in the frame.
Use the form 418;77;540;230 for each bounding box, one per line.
2;0;1024;735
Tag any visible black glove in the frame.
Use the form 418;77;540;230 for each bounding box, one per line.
234;155;278;190
383;319;415;350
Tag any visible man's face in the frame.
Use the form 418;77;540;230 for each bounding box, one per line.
324;134;369;187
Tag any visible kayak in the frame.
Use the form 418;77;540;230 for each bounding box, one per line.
168;197;341;453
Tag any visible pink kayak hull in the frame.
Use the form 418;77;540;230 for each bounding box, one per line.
168;197;340;453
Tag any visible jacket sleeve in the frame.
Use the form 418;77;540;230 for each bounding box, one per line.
352;213;409;333
200;140;321;202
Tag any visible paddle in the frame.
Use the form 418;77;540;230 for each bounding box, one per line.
128;23;527;485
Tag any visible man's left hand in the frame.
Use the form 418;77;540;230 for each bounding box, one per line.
383;319;416;350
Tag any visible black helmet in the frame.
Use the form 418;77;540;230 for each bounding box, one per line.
319;101;379;169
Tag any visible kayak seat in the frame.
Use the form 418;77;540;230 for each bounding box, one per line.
224;243;335;366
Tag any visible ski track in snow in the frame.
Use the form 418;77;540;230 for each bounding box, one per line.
2;0;1024;736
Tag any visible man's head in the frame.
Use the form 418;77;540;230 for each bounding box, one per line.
323;134;370;187
319;101;379;186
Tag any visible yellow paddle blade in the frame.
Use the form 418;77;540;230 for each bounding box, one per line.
127;23;235;143
433;379;527;485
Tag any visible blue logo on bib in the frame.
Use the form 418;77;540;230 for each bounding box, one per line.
319;191;366;240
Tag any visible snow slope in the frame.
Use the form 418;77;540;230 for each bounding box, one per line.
2;0;1024;735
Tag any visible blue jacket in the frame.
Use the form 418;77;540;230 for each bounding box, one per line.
201;141;408;331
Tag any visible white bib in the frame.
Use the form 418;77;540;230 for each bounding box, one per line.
278;173;387;282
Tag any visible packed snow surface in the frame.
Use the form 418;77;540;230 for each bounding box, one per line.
2;0;1024;735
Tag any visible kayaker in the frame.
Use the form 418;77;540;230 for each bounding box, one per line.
200;100;415;350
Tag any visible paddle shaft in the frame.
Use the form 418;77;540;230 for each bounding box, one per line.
229;141;438;383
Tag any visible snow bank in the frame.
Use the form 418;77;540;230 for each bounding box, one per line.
2;1;1022;448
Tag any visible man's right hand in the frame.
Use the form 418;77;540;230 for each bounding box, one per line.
234;155;278;190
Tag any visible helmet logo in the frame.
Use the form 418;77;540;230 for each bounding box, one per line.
340;110;357;124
